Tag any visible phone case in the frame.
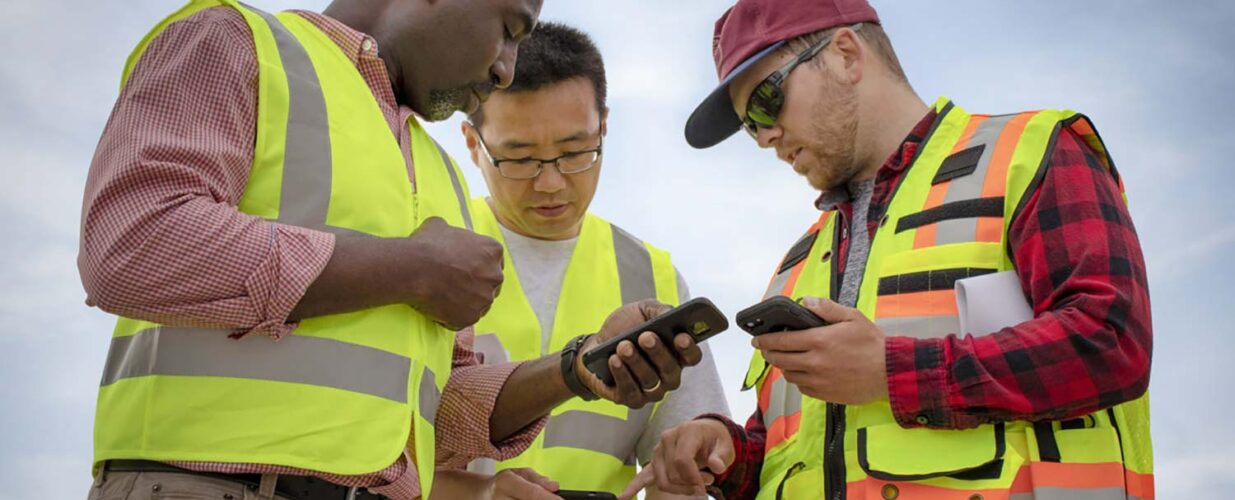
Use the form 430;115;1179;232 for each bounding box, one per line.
735;296;827;336
556;491;618;500
581;297;729;386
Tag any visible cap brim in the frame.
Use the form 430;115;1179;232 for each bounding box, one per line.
684;41;785;149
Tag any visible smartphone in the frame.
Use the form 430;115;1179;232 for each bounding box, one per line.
582;297;729;386
735;296;828;336
556;491;618;500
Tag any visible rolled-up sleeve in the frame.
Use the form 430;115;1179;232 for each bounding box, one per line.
77;8;334;338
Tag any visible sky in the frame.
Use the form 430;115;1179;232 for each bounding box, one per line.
1;1;1232;498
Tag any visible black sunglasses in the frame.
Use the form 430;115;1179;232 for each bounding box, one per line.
742;23;864;139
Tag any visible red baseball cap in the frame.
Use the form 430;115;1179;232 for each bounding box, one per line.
684;0;880;149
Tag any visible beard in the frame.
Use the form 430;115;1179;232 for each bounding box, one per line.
422;86;471;121
800;69;860;191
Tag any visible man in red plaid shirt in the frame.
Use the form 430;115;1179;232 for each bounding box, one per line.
622;0;1154;499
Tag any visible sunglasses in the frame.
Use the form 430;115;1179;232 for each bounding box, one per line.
742;23;864;139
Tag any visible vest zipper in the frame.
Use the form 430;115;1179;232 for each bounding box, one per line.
824;213;847;500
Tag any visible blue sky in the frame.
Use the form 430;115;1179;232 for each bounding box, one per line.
1;1;1232;497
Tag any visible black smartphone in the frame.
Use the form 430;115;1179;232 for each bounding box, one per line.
556;491;618;500
582;297;729;386
735;296;828;336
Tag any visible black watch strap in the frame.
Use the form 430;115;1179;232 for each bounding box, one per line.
560;334;599;401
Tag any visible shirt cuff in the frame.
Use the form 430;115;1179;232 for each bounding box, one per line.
695;413;747;495
231;223;334;340
435;361;547;469
886;335;953;428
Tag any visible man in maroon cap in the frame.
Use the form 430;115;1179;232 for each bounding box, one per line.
621;0;1155;499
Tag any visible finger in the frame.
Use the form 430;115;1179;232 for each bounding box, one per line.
495;472;558;500
667;432;706;489
751;328;819;352
506;468;558;492
618;466;655;500
609;355;646;407
639;332;682;392
618;339;661;392
673;333;703;366
760;349;812;372
637;298;672;320
800;295;857;323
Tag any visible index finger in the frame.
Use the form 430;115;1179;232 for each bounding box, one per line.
750;327;821;352
618;466;655;500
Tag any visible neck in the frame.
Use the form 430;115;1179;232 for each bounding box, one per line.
323;0;407;105
852;81;928;182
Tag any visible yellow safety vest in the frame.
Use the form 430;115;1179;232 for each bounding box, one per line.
93;2;476;494
743;98;1153;499
467;198;680;494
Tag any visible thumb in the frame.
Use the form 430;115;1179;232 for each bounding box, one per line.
618;466;654;500
706;448;729;475
800;296;853;323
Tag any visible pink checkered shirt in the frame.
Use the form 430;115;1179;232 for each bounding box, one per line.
79;8;545;499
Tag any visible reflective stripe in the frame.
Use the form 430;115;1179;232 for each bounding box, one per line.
874;315;961;339
764;269;793;300
100;327;411;403
934;114;1016;245
473;333;511;365
1010;487;1130;500
762;374;803;428
432;139;474;231
418;367;441;425
541;408;653;464
611;225;657;305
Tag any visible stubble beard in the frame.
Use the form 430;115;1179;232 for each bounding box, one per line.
804;70;860;192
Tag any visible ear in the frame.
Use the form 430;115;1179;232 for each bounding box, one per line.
600;107;610;137
461;121;482;168
828;26;866;85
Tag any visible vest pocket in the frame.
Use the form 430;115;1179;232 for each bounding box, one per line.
775;462;824;500
857;422;1006;481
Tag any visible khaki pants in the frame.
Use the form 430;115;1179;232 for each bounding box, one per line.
87;470;292;500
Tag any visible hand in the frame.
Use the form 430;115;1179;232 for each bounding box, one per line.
619;418;733;499
431;468;560;500
575;300;704;409
752;296;889;404
404;217;504;330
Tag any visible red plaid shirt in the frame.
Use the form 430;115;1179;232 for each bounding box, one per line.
79;8;545;499
708;109;1152;498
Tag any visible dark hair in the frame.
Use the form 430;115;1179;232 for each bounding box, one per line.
785;23;908;83
469;22;607;127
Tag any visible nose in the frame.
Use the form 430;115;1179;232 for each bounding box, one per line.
755;126;781;149
491;43;519;89
533;163;566;193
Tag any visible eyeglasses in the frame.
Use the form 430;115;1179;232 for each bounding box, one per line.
470;124;603;180
742;23;864;139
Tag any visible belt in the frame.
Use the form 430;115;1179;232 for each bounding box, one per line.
103;460;387;500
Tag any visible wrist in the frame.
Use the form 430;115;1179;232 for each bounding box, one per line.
560;334;599;401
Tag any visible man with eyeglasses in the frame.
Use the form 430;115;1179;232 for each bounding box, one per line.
457;22;729;498
624;0;1154;499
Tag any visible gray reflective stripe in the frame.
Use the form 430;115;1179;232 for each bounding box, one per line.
611;224;657;305
764;269;793;300
762;376;803;429
432;139;474;231
100;327;411;403
542;407;654;465
935;114;1017;245
418;367;441;425
874;315;962;339
473;333;511;365
1010;487;1130;500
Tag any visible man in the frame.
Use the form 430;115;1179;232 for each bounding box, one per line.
79;1;702;499
625;0;1154;499
456;23;730;497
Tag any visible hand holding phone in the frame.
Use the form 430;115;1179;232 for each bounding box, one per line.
736;296;828;336
556;490;618;500
582;297;728;386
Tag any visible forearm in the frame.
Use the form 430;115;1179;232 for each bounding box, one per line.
489;354;574;441
288;234;421;321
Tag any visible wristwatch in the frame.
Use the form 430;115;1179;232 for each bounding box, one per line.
560;334;599;401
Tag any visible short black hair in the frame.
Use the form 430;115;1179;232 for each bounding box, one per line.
469;22;607;128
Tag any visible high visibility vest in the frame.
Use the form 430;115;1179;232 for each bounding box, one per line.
467;198;680;494
93;2;476;494
743;98;1153;499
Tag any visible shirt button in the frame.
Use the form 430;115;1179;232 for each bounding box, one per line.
915;414;930;425
361;38;374;52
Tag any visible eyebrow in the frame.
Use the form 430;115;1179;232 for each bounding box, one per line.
499;128;599;151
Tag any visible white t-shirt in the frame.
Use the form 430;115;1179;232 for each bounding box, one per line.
498;224;731;464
